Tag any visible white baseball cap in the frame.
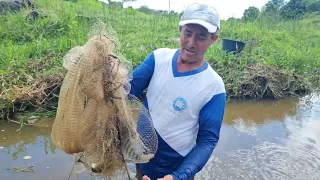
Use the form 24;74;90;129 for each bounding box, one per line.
179;3;220;33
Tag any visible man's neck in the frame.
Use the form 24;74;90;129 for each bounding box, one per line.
177;55;205;73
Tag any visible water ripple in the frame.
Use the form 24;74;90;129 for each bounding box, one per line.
196;114;320;180
196;139;320;180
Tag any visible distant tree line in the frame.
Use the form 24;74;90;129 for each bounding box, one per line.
101;0;181;16
241;0;320;21
101;0;319;21
135;5;181;16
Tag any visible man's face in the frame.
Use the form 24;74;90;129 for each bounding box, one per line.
179;24;218;63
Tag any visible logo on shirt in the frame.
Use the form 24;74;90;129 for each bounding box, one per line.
172;97;188;112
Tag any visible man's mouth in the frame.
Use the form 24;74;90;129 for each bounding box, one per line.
185;48;195;54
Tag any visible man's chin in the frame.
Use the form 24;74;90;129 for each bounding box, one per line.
180;54;195;63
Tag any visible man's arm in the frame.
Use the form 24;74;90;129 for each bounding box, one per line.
129;52;155;98
171;91;226;180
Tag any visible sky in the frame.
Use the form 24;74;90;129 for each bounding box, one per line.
102;0;270;20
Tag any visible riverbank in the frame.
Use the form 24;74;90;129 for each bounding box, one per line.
1;0;319;122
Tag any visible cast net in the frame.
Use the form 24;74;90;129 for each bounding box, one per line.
50;21;158;179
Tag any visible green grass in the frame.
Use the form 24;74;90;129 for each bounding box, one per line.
0;0;319;121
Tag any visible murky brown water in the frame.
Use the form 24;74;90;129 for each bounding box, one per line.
0;93;319;180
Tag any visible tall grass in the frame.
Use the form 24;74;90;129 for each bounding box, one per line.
0;0;319;120
1;0;319;73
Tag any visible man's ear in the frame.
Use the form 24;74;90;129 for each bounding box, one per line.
178;25;182;32
213;34;219;42
210;34;219;44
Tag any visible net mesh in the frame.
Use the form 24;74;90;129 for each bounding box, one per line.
51;21;158;179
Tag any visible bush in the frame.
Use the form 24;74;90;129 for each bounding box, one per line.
280;0;307;19
243;6;260;21
307;1;320;12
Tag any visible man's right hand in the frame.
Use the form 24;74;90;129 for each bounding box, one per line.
142;175;151;180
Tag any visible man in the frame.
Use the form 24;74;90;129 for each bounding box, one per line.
129;3;226;180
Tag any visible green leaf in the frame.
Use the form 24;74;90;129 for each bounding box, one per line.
0;70;7;75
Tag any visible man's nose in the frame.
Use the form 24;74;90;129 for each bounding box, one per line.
187;35;196;47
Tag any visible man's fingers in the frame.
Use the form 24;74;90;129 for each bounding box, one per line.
142;175;151;180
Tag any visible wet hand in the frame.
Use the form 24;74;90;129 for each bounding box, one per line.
157;175;174;180
142;175;174;180
142;175;151;180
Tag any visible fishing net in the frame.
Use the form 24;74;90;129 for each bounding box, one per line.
50;21;158;179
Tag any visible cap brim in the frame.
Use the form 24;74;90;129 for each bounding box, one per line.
179;19;218;33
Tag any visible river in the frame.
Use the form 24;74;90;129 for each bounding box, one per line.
0;93;319;180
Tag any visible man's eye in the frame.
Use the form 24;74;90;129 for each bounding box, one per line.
198;36;207;40
184;33;192;37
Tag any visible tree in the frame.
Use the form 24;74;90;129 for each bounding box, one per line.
261;0;285;15
106;0;136;3
306;0;320;12
272;0;286;7
280;0;307;19
243;6;260;21
137;5;153;14
303;0;319;6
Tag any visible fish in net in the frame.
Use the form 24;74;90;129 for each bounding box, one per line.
50;21;158;179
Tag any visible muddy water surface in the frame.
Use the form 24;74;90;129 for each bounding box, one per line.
1;93;319;180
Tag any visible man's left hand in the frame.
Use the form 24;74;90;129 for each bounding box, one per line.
157;175;174;180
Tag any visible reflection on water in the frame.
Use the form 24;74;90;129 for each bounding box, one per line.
224;96;299;125
0;93;319;180
196;93;320;180
0;119;81;180
0;120;55;159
